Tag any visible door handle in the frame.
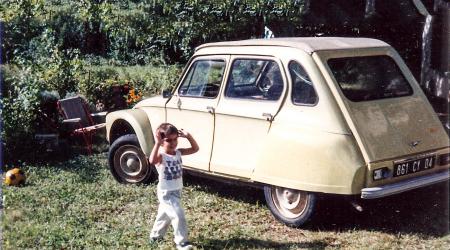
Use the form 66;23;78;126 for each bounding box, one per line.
262;113;273;121
206;106;215;114
177;98;182;108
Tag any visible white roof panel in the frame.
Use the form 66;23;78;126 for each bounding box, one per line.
196;37;389;54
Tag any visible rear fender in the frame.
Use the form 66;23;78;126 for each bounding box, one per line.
252;124;366;194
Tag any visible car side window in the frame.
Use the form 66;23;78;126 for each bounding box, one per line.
289;61;318;105
179;60;225;98
225;59;284;101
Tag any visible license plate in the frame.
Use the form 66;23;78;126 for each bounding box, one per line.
393;155;436;177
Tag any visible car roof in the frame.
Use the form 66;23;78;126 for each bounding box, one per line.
196;37;389;54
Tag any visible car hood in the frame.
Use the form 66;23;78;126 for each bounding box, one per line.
133;96;167;108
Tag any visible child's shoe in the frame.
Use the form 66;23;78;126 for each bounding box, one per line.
176;242;193;250
149;237;163;245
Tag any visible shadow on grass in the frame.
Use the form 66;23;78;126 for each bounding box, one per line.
20;148;109;186
184;173;265;205
22;136;110;184
21;135;108;165
310;181;449;237
184;174;449;237
197;237;329;249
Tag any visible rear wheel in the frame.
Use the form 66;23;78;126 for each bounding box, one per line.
108;134;155;184
264;185;316;227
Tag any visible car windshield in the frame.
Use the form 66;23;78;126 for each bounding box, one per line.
327;56;413;102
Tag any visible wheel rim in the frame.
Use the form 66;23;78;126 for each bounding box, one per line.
271;187;308;219
113;144;149;183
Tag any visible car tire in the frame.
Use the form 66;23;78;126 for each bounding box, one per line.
108;134;155;184
264;185;317;227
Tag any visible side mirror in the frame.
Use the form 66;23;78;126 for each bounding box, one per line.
162;89;172;98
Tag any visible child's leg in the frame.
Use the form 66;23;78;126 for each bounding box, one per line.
163;190;189;245
150;192;171;239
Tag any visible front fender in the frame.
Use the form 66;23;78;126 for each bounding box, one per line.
106;109;154;156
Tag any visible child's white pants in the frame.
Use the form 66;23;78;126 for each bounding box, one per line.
150;189;188;245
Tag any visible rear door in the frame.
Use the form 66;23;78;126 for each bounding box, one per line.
315;51;449;163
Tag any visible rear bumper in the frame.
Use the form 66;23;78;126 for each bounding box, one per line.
361;170;449;199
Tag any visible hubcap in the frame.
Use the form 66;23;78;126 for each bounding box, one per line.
114;145;149;183
280;189;301;210
272;187;308;219
120;151;141;176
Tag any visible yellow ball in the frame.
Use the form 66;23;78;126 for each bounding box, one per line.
4;168;26;186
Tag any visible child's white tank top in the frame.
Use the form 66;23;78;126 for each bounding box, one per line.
155;149;183;191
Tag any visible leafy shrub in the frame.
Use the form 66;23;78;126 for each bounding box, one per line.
1;65;46;163
1;28;85;164
77;63;181;110
1;0;312;65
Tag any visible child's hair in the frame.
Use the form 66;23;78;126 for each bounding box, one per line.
157;123;178;139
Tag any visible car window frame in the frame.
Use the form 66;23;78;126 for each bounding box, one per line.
177;57;227;99
288;60;319;107
224;57;286;102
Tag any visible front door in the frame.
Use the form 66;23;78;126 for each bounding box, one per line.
166;56;228;171
210;56;286;178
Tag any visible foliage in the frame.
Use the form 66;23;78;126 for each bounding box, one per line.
1;0;435;68
2;153;450;249
1;60;179;163
0;25;86;163
78;63;181;111
1;0;313;65
1;65;45;163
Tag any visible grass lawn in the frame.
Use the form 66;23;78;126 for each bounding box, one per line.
2;153;449;249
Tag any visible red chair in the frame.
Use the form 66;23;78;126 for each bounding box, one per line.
57;96;107;154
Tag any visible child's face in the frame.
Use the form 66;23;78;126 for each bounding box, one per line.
161;133;178;152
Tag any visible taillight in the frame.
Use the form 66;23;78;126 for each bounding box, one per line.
438;153;450;166
373;167;390;181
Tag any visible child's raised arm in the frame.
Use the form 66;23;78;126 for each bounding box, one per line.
178;129;199;156
148;129;163;165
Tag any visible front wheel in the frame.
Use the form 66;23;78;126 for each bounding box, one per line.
264;185;317;227
108;134;155;184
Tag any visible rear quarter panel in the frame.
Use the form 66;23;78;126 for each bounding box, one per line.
252;120;366;194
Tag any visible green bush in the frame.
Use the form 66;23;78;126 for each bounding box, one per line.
1;65;46;163
1;0;312;65
77;63;181;111
1;28;85;163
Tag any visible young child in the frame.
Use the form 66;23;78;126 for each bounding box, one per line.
148;123;199;250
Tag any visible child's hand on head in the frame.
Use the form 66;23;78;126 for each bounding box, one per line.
178;129;190;138
155;129;163;144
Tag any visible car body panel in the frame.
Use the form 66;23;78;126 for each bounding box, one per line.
196;37;389;55
165;55;229;171
314;48;449;163
134;95;167;109
210;55;287;177
106;109;155;155
252;120;366;194
365;147;450;188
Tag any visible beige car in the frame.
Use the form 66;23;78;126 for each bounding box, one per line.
106;37;450;227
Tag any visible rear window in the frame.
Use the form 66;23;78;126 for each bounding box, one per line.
327;56;413;102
